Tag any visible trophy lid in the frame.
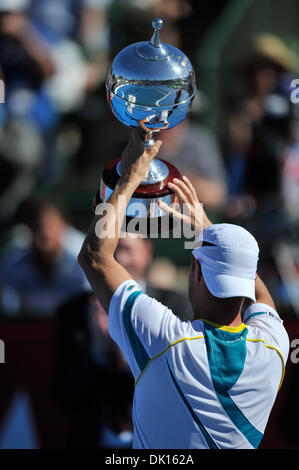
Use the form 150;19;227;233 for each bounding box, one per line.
106;18;196;118
135;18;173;61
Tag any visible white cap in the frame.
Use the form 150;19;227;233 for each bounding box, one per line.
192;224;259;301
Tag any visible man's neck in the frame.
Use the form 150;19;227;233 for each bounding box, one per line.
193;301;244;327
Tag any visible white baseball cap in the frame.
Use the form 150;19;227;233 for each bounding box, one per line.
192;224;259;301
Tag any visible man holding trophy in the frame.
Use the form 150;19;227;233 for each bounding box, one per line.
78;19;289;449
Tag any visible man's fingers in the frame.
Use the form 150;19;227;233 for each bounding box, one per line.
171;177;194;202
130;128;161;161
168;181;188;204
182;175;198;201
158;200;183;219
158;200;193;225
147;140;162;161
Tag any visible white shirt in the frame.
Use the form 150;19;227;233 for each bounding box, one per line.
108;280;290;449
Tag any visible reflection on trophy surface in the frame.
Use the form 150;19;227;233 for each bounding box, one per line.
100;18;197;234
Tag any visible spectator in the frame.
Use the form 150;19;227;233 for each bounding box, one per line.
223;35;298;230
0;0;56;132
282;111;299;221
0;118;44;224
224;95;290;217
32;0;110;114
29;0;113;184
108;0;192;58
53;290;134;448
0;0;60;190
0;197;88;317
158;118;227;210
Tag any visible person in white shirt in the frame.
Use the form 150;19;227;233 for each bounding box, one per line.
78;128;289;449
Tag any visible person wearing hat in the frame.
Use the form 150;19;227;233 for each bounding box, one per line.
78;129;289;449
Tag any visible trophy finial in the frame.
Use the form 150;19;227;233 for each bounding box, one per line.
150;18;163;47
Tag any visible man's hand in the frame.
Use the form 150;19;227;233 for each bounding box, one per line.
120;128;162;185
158;176;212;232
92;128;161;213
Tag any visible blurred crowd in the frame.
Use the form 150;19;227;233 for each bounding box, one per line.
0;0;298;449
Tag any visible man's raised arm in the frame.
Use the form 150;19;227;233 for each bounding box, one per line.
255;274;276;310
78;130;161;313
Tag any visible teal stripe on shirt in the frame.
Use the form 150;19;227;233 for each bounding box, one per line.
245;311;267;321
123;290;150;372
204;323;263;448
166;357;218;449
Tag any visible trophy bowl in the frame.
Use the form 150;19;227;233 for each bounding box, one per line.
100;18;197;235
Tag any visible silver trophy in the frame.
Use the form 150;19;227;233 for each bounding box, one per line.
100;18;196;234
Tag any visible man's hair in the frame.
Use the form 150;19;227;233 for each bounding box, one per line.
15;194;68;229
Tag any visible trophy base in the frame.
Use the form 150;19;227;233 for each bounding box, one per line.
99;157;181;236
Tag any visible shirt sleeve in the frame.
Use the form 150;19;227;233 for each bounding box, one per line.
243;302;290;365
108;279;191;380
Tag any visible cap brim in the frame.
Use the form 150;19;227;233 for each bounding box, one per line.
202;266;256;302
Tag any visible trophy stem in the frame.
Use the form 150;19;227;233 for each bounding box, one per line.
140;158;169;185
144;132;156;149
